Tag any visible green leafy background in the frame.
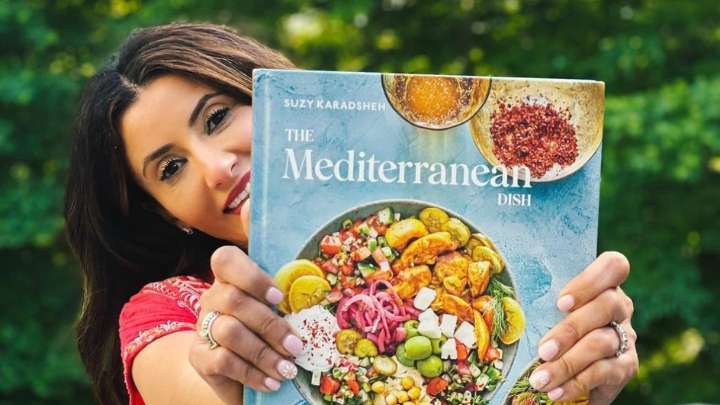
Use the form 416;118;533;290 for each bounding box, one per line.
1;0;718;404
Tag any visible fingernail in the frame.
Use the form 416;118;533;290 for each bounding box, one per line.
539;339;559;361
557;295;575;312
283;334;304;356
266;287;283;305
264;377;281;391
529;369;550;390
548;387;564;400
277;359;298;379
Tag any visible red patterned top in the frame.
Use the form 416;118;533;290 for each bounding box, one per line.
119;275;211;405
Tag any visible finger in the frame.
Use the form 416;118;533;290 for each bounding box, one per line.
210;313;299;382
556;251;630;312
190;342;282;393
529;326;620;392
538;288;632;361
546;350;638;403
201;282;304;358
210;245;283;306
589;348;640;404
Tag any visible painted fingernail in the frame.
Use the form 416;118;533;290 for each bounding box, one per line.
264;377;282;391
539;339;559;361
277;359;298;379
283;334;304;356
548;387;564;400
266;287;283;305
557;295;575;312
529;369;550;389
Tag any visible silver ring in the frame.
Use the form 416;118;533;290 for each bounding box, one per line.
199;310;221;349
609;321;629;357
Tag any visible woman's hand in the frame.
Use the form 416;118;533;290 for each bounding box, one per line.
529;252;639;404
189;246;303;404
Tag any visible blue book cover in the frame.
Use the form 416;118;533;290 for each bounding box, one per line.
248;69;604;405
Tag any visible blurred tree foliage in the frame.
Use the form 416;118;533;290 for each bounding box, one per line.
1;0;718;404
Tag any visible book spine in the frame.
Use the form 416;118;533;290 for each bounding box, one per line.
249;69;272;266
246;68;271;405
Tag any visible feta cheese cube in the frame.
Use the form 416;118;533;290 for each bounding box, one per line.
418;318;442;339
413;287;437;310
418;308;438;324
311;370;322;385
440;338;457;360
454;321;477;349
440;314;458;337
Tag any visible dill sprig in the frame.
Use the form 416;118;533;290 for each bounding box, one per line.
488;278;514;299
491;296;507;343
488;279;514;343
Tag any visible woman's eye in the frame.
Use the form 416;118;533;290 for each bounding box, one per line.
206;106;229;133
159;158;185;181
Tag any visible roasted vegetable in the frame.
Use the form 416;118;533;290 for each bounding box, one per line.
433;252;469;295
385;218;428;249
393;265;432;299
467;260;492;297
431;290;474;322
441;218;471;246
393;232;456;272
418;207;450;233
474;310;490;359
471;246;504;273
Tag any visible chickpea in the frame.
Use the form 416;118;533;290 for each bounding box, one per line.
403;402;415;405
396;390;410;403
408;386;421;400
385;393;398;405
371;381;386;394
401;376;415;390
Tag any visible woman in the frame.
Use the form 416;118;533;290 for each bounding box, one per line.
64;23;638;405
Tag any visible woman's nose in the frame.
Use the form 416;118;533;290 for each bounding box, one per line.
200;150;240;189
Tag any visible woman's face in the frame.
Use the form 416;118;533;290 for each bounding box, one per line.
121;74;252;247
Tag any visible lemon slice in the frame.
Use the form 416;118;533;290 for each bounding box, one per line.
500;297;525;345
289;275;331;313
274;259;323;313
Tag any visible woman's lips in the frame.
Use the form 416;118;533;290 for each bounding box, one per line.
223;171;251;214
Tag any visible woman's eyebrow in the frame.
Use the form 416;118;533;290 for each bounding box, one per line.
142;143;174;178
188;92;222;126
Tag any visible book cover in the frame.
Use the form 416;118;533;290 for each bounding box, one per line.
248;69;604;405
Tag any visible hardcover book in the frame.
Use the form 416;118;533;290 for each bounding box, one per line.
248;69;604;405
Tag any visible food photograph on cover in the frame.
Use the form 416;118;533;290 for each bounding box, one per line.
249;69;605;405
277;201;525;405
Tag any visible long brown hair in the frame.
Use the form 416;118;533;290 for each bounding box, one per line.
64;23;294;404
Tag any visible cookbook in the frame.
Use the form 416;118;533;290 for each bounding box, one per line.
248;69;604;405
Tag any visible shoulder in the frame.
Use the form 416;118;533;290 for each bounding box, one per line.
119;274;211;357
119;274;212;404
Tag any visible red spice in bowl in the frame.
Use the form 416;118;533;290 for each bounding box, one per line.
490;101;578;178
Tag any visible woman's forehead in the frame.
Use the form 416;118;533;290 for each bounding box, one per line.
121;75;212;177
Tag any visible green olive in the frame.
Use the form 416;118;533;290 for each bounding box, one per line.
354;338;379;357
372;356;398;376
404;320;420;340
404;336;432;361
418;207;450;233
441;218;471;246
395;343;415;367
417;355;443;378
336;329;362;354
431;336;447;355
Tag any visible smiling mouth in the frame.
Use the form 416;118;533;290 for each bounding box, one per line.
223;171;251;214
